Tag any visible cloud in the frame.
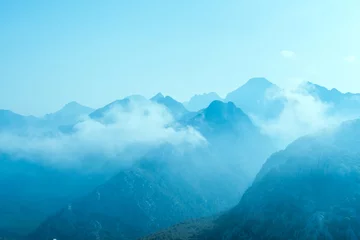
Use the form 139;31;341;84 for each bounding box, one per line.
0;100;206;169
344;55;356;63
280;50;296;59
256;84;358;148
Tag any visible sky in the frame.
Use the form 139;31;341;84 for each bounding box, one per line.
1;0;359;116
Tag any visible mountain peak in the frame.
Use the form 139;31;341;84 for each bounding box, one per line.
184;92;223;112
150;92;165;101
243;77;274;88
60;101;88;111
55;101;93;114
125;94;147;102
202;100;249;124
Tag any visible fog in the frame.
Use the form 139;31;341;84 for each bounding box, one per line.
0;100;206;168
254;84;359;148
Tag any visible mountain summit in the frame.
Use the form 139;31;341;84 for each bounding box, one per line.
225;78;284;119
44;101;94;126
150;93;189;119
184;92;223;112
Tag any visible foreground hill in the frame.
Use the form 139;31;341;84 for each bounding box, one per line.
0;153;112;236
143;118;360;239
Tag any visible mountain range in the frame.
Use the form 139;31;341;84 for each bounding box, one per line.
1;78;360;240
142;118;360;239
28;100;274;240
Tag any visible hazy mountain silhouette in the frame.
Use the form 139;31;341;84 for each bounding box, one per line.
184;92;223;112
150;93;189;119
303;82;360;116
0;153;113;237
0;110;40;132
43;101;94;127
28;100;274;240
143;118;360;239
89;95;148;121
187;100;274;176
225;77;285;120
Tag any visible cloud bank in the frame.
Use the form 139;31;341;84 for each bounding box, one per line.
0;100;206;169
255;84;359;148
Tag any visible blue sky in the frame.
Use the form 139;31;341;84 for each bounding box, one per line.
1;0;359;116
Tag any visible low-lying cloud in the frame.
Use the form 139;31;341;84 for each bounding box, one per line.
256;84;359;148
0;100;206;169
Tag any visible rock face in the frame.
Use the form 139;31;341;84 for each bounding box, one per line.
142;119;360;240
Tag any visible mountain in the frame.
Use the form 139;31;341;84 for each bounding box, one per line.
225;78;285;119
184;92;223;112
0;110;40;132
89;95;148;121
0;153;113;237
43;101;94;127
150;93;189;120
28;145;249;240
28;101;274;240
303;82;360;116
89;94;188;124
186;100;275;176
146;118;360;239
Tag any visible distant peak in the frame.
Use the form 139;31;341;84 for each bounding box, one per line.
303;81;330;91
244;77;274;87
64;101;81;108
150;92;165;101
125;94;146;101
206;100;236;112
194;92;219;97
203;100;249;123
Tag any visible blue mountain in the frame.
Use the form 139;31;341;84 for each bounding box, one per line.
184;92;223;112
0;110;40;131
303;82;360;116
89;95;147;121
150;93;189;119
144;118;360;239
225;77;285;119
43;101;94;127
28;100;275;240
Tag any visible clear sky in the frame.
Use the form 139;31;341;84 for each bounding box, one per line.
1;0;359;116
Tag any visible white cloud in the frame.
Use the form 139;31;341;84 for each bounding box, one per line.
256;84;359;148
280;50;296;59
0;100;206;169
344;55;356;63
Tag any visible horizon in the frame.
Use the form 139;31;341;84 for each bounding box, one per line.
1;1;359;116
1;77;358;117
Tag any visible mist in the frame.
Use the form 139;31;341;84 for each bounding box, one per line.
0;100;206;169
254;84;360;148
